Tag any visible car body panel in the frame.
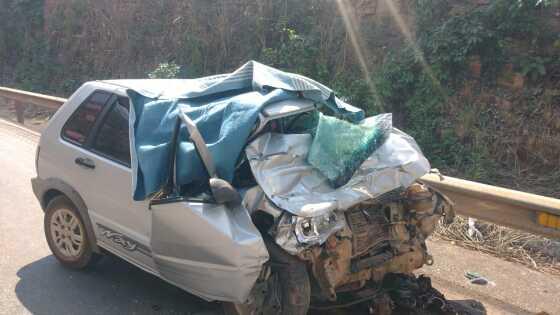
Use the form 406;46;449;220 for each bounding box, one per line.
150;200;268;303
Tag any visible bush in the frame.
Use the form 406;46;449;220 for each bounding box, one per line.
148;63;181;79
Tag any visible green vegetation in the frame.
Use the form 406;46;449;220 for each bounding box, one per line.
368;0;557;182
148;62;181;79
0;0;558;193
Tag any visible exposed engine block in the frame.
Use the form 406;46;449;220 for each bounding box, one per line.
305;183;454;301
345;206;390;257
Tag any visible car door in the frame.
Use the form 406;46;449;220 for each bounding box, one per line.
150;199;268;302
88;95;155;268
56;90;113;210
65;93;154;270
147;110;268;303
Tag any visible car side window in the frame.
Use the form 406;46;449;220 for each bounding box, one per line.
62;91;111;145
92;97;131;166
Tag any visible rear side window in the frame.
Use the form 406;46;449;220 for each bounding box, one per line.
62;91;111;144
92;97;131;165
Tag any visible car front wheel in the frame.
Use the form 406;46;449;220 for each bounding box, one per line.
44;195;100;269
223;237;310;315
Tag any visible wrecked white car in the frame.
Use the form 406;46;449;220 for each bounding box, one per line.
32;61;454;314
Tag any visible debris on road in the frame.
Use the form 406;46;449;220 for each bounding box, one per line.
464;271;493;286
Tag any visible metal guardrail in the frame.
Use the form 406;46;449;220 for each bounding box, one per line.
421;174;560;239
1;86;559;238
0;87;66;123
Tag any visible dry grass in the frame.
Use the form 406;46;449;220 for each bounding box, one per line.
433;215;560;275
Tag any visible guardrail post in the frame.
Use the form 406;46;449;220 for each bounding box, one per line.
14;101;25;124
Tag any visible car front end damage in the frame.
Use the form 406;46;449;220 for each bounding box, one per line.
242;185;456;313
280;184;452;307
236;114;456;313
149;99;457;314
120;63;463;314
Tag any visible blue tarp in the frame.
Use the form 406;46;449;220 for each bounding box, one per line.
127;61;364;200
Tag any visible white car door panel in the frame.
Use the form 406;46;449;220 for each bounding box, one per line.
150;200;268;303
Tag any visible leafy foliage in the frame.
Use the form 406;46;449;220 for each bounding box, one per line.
371;0;555;179
518;56;548;81
0;0;557;182
148;63;181;79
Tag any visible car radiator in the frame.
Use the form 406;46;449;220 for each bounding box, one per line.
345;206;390;257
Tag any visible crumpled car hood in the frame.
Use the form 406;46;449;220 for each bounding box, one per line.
245;127;430;217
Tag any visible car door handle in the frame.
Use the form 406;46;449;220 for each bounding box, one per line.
75;157;95;169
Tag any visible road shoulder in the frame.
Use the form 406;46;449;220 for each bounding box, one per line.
422;239;559;315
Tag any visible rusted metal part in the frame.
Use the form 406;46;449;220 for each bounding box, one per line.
310;233;354;301
309;284;386;312
345;205;390;256
312;241;425;290
408;183;453;238
420;174;560;239
307;190;439;302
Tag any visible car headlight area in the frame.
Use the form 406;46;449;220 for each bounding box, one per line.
273;211;346;254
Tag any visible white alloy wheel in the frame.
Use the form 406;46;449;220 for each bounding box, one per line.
49;208;85;258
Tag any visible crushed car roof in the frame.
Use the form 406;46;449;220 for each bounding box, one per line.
124;61;364;200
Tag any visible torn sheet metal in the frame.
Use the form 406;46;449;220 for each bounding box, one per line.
245;128;430;217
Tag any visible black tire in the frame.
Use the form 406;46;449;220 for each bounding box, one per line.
44;195;101;269
223;237;311;315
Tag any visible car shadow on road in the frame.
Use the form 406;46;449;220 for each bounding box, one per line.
16;255;493;315
15;254;222;315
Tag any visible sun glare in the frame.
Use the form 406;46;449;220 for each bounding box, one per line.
334;0;381;106
335;0;446;104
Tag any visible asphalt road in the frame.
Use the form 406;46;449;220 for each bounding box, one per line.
0;118;558;315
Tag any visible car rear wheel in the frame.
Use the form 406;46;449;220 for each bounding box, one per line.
44;195;100;269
